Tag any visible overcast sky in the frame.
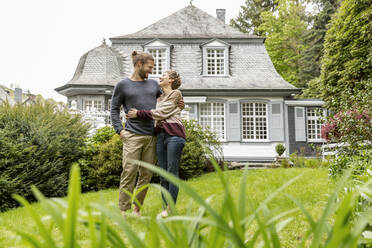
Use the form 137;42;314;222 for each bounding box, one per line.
0;0;246;102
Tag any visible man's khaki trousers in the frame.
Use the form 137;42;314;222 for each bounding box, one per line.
119;130;156;211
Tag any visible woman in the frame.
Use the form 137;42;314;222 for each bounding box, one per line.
126;70;186;217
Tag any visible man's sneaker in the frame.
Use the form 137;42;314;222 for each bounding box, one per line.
120;210;128;218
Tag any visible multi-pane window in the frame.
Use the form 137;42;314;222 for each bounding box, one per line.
85;100;102;111
241;103;268;140
148;48;167;76
199;102;225;140
206;49;225;75
307;107;323;141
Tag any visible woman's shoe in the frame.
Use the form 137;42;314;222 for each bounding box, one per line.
160;209;169;218
133;205;141;217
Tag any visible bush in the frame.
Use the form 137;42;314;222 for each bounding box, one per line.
289;153;306;167
289;153;327;168
280;159;291;168
90;126;116;146
79;120;223;191
275;144;286;157
0;102;90;211
180;120;223;179
329;148;371;178
321;109;371;144
89;135;123;190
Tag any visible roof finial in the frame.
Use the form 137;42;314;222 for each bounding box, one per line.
102;37;106;45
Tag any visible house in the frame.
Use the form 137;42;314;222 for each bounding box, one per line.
0;86;37;106
0;86;15;105
55;4;325;161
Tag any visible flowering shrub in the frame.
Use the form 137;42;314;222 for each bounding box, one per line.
321;108;371;144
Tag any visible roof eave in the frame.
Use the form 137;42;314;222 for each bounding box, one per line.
180;88;302;97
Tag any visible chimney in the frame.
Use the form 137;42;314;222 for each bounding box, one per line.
216;9;226;23
14;87;22;103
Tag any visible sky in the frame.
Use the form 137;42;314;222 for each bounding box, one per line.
0;0;246;102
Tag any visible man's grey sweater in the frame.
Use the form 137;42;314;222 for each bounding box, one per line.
110;77;162;136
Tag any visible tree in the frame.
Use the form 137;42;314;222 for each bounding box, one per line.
299;0;339;94
257;0;308;87
319;0;372;112
230;0;277;36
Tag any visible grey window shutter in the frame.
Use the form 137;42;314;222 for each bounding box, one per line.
269;101;284;141
294;107;306;141
188;103;198;121
227;101;241;141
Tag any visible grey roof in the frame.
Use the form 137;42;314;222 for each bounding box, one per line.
111;5;260;39
58;41;126;89
180;76;298;91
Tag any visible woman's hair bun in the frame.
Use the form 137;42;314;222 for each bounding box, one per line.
131;51;138;57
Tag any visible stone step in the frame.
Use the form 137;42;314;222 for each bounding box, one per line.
228;162;274;169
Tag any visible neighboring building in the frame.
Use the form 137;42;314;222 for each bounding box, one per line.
55;4;325;161
0;85;36;105
0;86;15;105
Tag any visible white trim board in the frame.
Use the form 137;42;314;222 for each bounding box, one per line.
285;100;324;106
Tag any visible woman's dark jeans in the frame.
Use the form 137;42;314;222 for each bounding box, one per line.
156;132;185;208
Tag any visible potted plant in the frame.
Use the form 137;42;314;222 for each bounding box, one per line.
275;144;290;167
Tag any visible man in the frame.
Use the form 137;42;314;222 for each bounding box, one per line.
110;51;183;216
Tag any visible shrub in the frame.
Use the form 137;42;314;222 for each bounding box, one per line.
79;120;223;191
180;120;223;179
89;135;123;190
0;102;90;211
275;144;286;157
321;109;371;144
280;158;291;168
289;153;327;169
90;126;116;146
329;148;372;178
289;153;306;167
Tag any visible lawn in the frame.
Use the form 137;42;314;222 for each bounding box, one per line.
0;168;334;247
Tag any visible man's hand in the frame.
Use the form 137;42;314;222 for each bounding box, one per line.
120;129;125;139
126;108;138;119
177;97;185;110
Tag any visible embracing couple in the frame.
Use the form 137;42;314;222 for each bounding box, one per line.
110;51;186;217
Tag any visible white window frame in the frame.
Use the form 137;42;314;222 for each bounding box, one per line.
241;102;269;142
202;39;229;77
306;107;326;142
83;96;104;111
198;102;226;141
84;99;103;111
144;39;171;78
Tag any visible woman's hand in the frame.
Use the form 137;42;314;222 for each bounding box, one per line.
177;97;185;110
126;108;138;119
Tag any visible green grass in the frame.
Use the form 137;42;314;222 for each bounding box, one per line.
0;168;334;247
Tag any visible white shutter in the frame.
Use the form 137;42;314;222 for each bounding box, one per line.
295;107;306;141
188;103;198;121
270;101;284;141
227;101;240;141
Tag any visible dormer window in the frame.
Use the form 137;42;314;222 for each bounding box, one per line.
202;39;230;77
144;39;171;77
148;48;166;76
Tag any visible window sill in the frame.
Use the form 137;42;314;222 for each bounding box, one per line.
307;140;325;143
240;139;271;143
202;75;230;78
